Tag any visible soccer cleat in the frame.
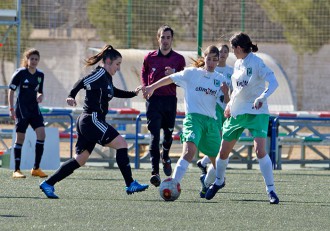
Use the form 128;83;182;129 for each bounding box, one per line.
126;180;149;195
205;181;226;200
31;168;48;178
268;191;280;204
150;174;161;187
196;160;207;175
12;170;26;178
162;158;172;176
199;174;209;198
39;181;59;199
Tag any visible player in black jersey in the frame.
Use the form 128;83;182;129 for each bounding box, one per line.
8;48;48;179
39;45;149;199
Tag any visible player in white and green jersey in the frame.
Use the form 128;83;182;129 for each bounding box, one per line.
197;45;233;197
205;33;280;204
142;45;227;198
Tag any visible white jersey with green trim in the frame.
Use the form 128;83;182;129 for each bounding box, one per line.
215;65;233;109
170;67;223;119
229;52;275;117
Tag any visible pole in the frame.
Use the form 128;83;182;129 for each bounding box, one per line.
127;0;132;48
16;0;21;68
197;0;203;57
241;0;245;32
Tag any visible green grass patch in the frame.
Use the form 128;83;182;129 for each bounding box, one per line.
0;166;329;231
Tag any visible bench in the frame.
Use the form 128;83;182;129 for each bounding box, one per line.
270;114;330;169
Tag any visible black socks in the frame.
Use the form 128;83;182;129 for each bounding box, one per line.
34;140;44;169
46;159;80;186
116;148;133;187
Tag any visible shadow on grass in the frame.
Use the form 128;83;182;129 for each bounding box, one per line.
0;196;41;199
64;177;122;182
0;214;26;218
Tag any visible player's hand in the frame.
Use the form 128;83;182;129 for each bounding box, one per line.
253;96;265;110
135;85;142;95
66;97;77;107
224;105;231;118
142;86;154;100
165;66;175;76
36;94;43;103
9;110;16;120
220;82;229;95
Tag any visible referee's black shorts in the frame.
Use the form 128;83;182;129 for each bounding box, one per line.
146;95;177;131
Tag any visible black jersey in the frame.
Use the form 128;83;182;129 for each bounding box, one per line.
9;67;44;118
68;66;136;118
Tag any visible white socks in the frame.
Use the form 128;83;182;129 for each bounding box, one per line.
172;157;190;183
214;157;228;186
200;155;211;166
258;154;275;193
204;155;275;193
204;165;216;187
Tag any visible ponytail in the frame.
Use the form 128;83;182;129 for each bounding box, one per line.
191;57;205;68
251;43;258;52
230;32;258;53
84;44;122;67
190;45;219;68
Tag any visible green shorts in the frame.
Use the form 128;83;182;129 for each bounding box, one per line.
180;113;220;157
216;104;225;131
222;114;269;141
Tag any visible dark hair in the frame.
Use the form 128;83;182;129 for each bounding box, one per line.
191;45;220;68
84;44;122;67
230;32;258;53
218;44;230;52
21;48;40;68
157;25;174;39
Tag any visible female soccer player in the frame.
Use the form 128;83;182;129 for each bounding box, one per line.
198;44;232;197
197;44;233;173
39;45;148;199
205;33;280;204
142;45;227;196
8;48;48;179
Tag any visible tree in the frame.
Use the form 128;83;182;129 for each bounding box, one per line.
256;0;330;54
256;0;330;110
87;0;181;48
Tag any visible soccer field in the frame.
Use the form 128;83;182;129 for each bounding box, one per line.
0;165;329;231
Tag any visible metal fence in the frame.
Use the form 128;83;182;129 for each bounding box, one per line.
1;0;330;110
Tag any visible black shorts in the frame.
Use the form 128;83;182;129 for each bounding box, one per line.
75;112;119;155
15;114;45;133
146;95;177;132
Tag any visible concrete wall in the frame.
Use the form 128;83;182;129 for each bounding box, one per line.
3;40;330;111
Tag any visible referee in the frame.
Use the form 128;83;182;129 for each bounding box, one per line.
141;25;186;187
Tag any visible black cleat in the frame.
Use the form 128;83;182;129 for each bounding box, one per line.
150;174;161;187
162;158;172;176
268;191;280;204
196;159;207;175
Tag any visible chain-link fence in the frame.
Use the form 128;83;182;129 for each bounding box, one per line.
1;0;330;110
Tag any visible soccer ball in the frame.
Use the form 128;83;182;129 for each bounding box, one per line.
159;178;181;201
